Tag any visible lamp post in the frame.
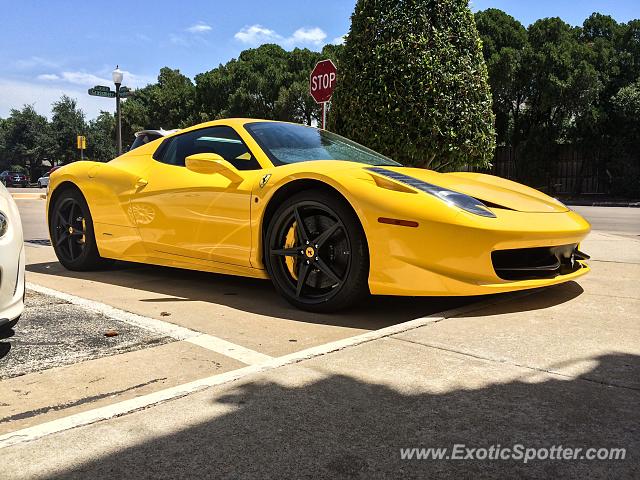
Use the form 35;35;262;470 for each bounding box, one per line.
112;66;124;156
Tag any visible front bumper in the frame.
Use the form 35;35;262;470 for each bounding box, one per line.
0;246;25;322
364;208;591;297
0;195;25;321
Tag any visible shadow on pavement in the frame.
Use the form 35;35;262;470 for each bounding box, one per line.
27;261;583;328
47;353;638;479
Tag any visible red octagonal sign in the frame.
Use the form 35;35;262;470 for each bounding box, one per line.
309;59;337;104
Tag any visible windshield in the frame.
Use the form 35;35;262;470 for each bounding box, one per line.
244;122;400;167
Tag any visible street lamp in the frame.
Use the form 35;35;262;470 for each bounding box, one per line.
112;66;124;155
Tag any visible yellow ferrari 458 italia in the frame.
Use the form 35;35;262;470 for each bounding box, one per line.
47;119;590;311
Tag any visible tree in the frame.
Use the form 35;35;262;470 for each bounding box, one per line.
608;79;640;196
121;67;195;147
0;105;54;175
50;95;86;165
329;0;495;170
195;45;342;126
86;111;117;162
223;44;292;119
475;9;528;146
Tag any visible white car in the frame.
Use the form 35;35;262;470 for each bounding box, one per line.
37;174;49;188
0;183;25;332
130;128;178;150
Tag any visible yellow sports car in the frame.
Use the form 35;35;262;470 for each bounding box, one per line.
47;119;590;311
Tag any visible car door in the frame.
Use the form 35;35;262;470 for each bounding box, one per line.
129;125;263;268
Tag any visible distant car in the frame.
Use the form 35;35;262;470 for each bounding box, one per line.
130;129;178;151
0;171;29;187
0;182;25;332
37;174;49;188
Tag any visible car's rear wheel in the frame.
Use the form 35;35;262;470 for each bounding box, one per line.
265;190;369;312
49;188;113;271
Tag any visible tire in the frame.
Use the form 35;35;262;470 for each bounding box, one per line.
49;188;113;271
0;318;18;334
264;190;369;312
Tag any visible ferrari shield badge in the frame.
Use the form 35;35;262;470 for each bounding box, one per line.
259;174;272;188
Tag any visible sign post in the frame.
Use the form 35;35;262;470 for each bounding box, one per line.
309;59;337;130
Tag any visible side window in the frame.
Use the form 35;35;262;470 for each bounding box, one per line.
155;126;260;171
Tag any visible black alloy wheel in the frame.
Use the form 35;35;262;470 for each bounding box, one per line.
265;190;368;312
49;189;112;271
52;197;88;264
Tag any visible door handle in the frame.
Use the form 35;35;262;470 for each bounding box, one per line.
135;178;148;189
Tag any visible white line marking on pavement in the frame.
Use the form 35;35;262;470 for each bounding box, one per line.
0;289;534;449
25;282;272;365
187;334;272;365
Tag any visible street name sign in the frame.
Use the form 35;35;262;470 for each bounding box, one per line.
88;88;116;98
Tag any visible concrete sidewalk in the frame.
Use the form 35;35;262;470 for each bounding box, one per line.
2;232;638;478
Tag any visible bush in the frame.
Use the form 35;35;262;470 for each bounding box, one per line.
330;0;496;170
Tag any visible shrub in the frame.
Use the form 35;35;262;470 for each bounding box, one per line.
330;0;496;170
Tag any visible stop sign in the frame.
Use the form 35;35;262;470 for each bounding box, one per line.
309;59;337;104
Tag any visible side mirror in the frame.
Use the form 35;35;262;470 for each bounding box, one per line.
185;153;242;182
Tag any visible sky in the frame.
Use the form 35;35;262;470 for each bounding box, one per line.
1;0;638;120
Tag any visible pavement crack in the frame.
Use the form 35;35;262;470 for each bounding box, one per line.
590;259;640;265
0;377;168;424
391;337;640;393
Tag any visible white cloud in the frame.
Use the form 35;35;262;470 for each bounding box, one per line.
288;27;327;46
37;73;60;81
234;24;327;48
38;69;153;89
234;25;280;45
0;78;115;119
60;72;111;86
332;34;347;45
13;56;60;70
186;22;212;33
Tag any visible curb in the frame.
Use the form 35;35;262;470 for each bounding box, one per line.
11;193;46;200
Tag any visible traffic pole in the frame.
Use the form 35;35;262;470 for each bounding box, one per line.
322;102;326;130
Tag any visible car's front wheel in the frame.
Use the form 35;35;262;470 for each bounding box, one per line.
264;190;369;312
49;188;113;271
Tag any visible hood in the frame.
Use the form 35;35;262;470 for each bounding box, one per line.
370;167;568;213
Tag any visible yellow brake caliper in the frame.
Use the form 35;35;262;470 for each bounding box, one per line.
285;222;299;280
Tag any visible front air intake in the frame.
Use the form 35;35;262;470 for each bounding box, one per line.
491;244;585;280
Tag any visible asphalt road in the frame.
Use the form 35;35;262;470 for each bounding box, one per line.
1;290;172;380
572;206;639;235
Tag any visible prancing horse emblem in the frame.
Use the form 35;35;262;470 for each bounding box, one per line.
259;174;272;188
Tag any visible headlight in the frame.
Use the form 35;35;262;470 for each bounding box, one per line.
0;211;8;237
368;167;496;218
